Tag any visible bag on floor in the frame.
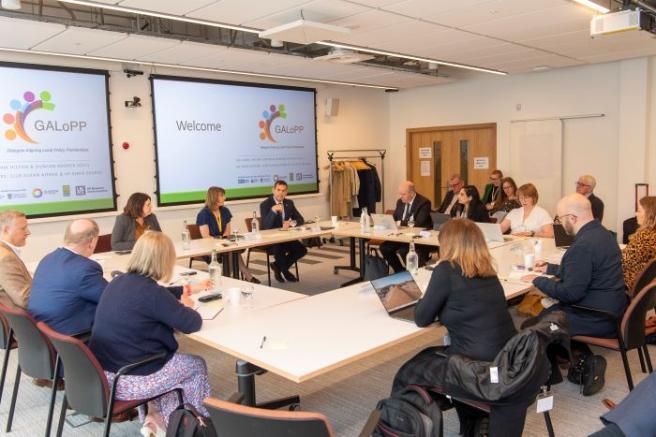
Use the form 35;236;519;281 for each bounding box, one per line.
166;404;216;437
372;385;443;437
364;250;389;281
516;288;545;317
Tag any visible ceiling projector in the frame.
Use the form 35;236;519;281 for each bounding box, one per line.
590;8;656;36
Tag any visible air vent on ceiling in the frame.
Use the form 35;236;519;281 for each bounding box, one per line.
313;47;374;64
258;19;351;45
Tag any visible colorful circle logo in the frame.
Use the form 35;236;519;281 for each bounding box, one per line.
3;90;56;144
258;104;286;143
32;188;43;198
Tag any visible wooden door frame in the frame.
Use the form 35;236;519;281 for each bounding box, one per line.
405;123;497;179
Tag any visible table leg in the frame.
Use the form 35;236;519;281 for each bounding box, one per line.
235;360;300;409
221;253;230;276
340;237;367;287
333;237;360;275
232;252;240;279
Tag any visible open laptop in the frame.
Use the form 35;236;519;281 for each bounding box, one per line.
371;213;398;231
430;212;451;231
476;222;505;243
370;271;422;322
553;224;575;248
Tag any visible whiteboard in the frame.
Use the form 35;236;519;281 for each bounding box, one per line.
509;120;563;216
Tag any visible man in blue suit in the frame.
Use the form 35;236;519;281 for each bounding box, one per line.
259;180;307;283
29;219;107;335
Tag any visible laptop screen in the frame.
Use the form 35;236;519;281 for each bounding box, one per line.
370;271;423;313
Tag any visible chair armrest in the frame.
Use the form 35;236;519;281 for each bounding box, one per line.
358;409;381;437
227;392;245;404
71;329;92;343
570;305;617;322
115;352;167;379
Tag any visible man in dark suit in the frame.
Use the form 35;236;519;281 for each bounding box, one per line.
437;174;464;214
28;219;108;335
576;174;604;222
259;180;307;282
380;181;432;273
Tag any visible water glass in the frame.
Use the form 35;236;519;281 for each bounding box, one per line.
241;284;255;309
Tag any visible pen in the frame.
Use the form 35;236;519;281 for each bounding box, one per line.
259;336;267;349
216;307;224;317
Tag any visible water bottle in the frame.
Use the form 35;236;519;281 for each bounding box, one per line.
181;220;191;250
406;241;419;274
208;250;221;292
408;214;415;229
360;207;368;232
364;209;372;232
251;211;259;234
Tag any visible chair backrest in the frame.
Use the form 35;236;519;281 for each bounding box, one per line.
622;280;656;349
0;313;11;350
37;322;110;419
187;224;202;240
629;258;656;298
94;234;112;254
204;397;334;437
244;217;262;233
0;304;56;379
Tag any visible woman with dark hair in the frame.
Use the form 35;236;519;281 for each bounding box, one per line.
450;185;490;223
196;186;260;283
490;177;521;214
111;192;161;251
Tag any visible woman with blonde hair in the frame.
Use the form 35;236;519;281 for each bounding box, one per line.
622;196;656;291
196;186;260;283
89;232;211;436
391;219;518;432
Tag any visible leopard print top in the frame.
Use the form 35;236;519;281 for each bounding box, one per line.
622;227;656;291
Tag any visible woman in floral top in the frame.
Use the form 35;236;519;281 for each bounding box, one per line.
622;196;656;293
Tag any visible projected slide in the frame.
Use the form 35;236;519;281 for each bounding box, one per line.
0;62;115;218
151;76;318;205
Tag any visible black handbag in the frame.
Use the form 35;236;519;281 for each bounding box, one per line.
364;249;389;281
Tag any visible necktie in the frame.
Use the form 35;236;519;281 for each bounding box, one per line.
403;203;409;221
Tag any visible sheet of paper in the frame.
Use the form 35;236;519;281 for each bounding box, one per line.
420;160;430;176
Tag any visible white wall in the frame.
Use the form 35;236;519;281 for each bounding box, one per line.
2;52;389;262
388;58;656;235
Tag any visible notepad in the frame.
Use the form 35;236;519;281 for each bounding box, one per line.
195;305;223;320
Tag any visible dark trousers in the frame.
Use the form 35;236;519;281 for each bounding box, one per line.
272;241;307;272
380;241;430;273
392;347;531;437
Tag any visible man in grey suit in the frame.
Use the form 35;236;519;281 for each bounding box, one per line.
0;210;32;309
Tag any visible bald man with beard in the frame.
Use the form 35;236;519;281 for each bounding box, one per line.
28;219;108;335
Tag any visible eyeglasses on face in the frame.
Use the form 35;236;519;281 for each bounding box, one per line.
554;214;577;224
575;181;590;187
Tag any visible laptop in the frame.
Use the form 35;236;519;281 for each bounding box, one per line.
476;222;505;243
430;212;451;230
553;224;575;248
370;271;423;322
371;213;398;231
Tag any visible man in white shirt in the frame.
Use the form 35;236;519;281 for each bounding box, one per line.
0;210;32;309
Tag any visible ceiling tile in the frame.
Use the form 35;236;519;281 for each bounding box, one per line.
186;0;311;27
117;0;218;16
136;40;228;64
424;0;564;28
87;34;181;59
32;27;128;55
244;0;368;29
0;17;65;50
328;9;410;36
383;0;491;18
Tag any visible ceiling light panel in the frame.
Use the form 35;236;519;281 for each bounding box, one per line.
0;16;65;49
32;27;128;54
245;0;367;29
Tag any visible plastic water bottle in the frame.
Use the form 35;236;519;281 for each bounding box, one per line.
208;250;221;292
408;214;415;229
181;220;191;250
360;207;368;232
251;211;259;234
406;241;419;274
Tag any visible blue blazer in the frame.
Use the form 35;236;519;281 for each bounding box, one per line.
28;248;108;335
259;195;305;230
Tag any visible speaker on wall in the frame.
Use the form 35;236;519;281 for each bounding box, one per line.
325;97;340;117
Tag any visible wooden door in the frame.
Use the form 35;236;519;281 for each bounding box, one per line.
406;123;497;206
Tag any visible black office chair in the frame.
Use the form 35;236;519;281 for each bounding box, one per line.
244;217;299;286
0;304;60;436
37;321;183;437
204;394;378;437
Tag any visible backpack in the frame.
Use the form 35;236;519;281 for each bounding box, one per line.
372;385;443;437
364;249;389;281
166;404;217;437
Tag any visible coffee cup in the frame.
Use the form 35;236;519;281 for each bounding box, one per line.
227;287;241;306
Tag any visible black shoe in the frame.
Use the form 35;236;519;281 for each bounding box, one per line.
250;277;261;284
581;355;606;396
282;269;298;282
270;263;284;283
